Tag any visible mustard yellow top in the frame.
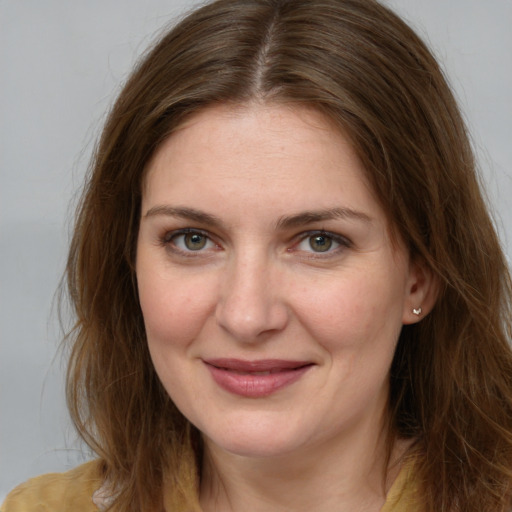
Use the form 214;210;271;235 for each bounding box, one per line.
2;459;418;511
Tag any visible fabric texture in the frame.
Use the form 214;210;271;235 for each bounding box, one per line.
381;458;420;512
1;461;102;512
2;458;418;511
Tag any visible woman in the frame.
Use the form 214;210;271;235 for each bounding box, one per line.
4;0;512;510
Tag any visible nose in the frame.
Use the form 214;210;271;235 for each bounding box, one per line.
215;254;289;343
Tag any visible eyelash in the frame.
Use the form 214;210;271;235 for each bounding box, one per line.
159;229;352;258
291;230;352;257
160;228;219;257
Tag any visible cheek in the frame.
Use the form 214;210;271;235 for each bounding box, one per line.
291;269;406;351
137;266;219;348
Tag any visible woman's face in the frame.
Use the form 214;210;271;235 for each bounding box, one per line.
136;103;426;458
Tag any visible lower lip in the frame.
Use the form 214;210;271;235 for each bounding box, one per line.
205;364;312;398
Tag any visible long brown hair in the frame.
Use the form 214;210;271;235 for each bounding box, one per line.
66;0;512;510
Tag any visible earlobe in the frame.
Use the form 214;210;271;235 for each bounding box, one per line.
402;259;439;325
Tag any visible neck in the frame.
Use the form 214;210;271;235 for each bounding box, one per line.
199;418;405;512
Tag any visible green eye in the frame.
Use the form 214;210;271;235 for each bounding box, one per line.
164;229;216;254
184;233;208;250
309;234;333;252
296;232;346;255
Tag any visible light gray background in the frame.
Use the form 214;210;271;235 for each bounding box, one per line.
1;0;511;499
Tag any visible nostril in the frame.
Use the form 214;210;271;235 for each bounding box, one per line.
215;296;289;341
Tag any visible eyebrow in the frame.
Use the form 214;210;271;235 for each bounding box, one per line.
143;205;224;228
144;205;372;229
276;208;372;229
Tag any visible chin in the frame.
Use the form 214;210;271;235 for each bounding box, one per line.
201;417;311;459
210;437;301;459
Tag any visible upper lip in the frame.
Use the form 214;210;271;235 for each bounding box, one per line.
204;358;312;372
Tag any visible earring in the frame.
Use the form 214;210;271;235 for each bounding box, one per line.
412;307;422;316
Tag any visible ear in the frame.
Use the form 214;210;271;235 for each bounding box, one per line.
402;258;439;325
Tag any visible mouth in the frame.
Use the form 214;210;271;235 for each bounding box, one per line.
203;359;314;397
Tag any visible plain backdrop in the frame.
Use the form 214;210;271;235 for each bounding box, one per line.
1;0;511;499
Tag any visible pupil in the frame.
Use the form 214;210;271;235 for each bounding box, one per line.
310;235;332;252
185;233;206;250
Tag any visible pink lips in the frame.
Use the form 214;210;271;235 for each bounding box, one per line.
204;358;313;398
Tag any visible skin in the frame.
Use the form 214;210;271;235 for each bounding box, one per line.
136;103;434;511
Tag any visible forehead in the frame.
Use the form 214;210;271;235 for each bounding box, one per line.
142;103;387;225
145;103;366;185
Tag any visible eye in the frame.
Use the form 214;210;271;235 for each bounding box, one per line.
164;229;216;253
181;232;209;251
305;234;335;252
295;231;349;255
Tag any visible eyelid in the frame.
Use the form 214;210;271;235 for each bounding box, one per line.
158;227;351;258
290;230;352;256
161;228;220;256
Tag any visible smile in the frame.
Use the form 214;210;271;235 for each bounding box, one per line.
203;359;313;398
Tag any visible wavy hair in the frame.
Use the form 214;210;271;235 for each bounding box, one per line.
66;0;512;510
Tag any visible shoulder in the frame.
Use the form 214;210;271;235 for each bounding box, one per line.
1;460;104;512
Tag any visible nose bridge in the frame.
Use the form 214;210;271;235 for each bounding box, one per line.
215;247;288;342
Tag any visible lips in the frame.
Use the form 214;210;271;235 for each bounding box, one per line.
204;359;313;397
